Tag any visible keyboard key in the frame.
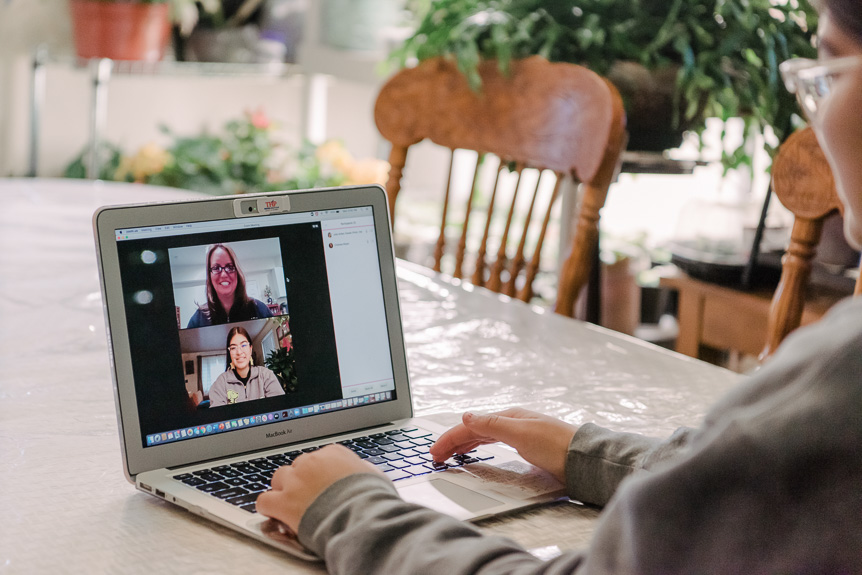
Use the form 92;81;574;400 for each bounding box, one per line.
192;469;214;476
243;473;269;484
197;481;229;493
366;456;388;465
337;440;354;445
224;477;247;487
403;429;431;439
384;430;403;436
363;448;385;457
219;468;242;478
197;472;223;483
400;448;420;458
173;473;192;480
389;460;411;469
395;441;414;450
354;441;377;450
212;465;231;472
356;452;369;459
384;469;411;481
181;476;206;486
233;464;258;475
476;454;495;461
370;433;386;439
410;438;433;447
388;434;410;442
406;465;431;476
250;458;268;464
424;462;449;472
240;502;257;513
226;493;260;506
375;464;396;473
377;444;401;453
284;451;302;458
382;453;404;462
244;482;269;492
399;427;418;433
213;487;249;499
301;446;319;453
373;438;394;445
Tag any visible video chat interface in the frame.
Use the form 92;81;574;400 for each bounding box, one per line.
115;205;397;448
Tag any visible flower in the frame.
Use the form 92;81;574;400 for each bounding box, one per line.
115;142;171;183
248;108;271;130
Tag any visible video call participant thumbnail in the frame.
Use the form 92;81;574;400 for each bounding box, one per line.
209;326;285;407
188;243;274;328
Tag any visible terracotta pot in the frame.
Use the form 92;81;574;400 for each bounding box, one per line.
70;1;171;61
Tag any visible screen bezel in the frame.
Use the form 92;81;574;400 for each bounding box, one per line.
93;185;413;480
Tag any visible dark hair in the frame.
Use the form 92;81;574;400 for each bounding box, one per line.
821;0;862;43
225;326;252;371
202;243;252;324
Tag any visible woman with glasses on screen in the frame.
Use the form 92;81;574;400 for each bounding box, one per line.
208;327;284;407
256;2;862;572
186;243;273;329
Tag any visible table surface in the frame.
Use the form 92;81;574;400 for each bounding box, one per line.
0;178;740;574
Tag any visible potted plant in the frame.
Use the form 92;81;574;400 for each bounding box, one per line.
390;0;817;168
63;109;390;194
69;0;211;61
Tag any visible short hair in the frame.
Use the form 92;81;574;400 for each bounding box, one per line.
822;0;862;43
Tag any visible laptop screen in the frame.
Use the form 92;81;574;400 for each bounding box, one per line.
114;205;396;448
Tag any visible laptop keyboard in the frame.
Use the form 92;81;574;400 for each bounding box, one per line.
171;426;494;513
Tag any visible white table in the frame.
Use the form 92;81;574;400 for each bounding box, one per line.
0;178;740;573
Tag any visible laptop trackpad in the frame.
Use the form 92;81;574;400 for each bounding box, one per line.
398;478;503;520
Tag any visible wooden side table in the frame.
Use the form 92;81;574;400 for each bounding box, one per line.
657;264;847;363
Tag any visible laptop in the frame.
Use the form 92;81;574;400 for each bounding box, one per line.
94;185;565;560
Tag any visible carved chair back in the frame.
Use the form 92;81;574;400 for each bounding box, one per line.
374;56;626;316
762;127;862;358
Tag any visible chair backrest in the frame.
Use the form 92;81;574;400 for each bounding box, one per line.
761;127;862;359
374;56;626;317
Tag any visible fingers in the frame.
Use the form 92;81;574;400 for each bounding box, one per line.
430;410;529;461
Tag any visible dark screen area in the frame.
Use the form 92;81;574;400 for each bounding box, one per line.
116;221;344;442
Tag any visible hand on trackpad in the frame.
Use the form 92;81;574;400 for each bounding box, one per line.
398;479;503;520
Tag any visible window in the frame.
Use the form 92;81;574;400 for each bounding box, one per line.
199;354;226;397
261;330;276;362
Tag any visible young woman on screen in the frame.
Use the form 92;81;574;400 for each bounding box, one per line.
208;327;284;407
256;2;862;571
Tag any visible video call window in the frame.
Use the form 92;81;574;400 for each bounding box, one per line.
169;238;288;329
179;316;296;410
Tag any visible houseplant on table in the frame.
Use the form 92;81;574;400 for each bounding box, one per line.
390;0;818;169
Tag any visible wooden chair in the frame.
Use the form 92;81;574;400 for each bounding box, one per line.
374;56;626;317
761;127;862;358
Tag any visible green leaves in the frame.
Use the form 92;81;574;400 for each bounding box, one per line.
392;0;818;170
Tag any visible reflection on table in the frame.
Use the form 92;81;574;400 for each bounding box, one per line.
0;178;740;573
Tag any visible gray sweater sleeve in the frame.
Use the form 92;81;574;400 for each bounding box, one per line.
295;296;862;574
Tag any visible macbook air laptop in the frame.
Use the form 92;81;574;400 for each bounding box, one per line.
94;185;565;560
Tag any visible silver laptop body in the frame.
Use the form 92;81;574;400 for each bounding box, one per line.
94;185;564;560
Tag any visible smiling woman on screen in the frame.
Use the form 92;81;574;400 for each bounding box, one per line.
208;327;284;407
187;243;273;328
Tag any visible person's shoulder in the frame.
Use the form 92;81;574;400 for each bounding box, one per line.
252;298;272;315
187;306;210;328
